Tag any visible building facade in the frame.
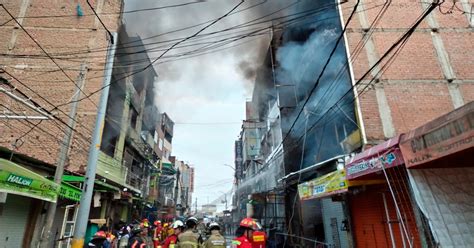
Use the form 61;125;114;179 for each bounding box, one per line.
235;0;474;247
0;1;122;247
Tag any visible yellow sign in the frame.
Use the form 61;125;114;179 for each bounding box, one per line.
298;169;348;200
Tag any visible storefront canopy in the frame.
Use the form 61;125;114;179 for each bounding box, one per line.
0;158;59;202
400;101;474;168
62;175;120;192
345;135;404;180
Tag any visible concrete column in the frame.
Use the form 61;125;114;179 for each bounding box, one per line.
375;85;396;138
459;0;474;27
114;80;132;160
358;0;396;139
7;0;31;52
100;198;108;219
421;1;464;108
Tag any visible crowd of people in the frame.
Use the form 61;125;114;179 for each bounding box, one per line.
87;216;266;248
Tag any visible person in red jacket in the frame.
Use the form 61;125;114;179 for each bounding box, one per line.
251;222;267;248
153;220;163;248
232;218;256;248
162;220;184;248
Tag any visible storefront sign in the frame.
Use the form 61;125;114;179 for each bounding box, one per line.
0;159;59;202
58;183;82;202
346;136;404;180
400;102;474;167
298;170;348;200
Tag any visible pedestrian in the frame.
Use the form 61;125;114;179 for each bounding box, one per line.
231;218;256;248
162;220;185;248
118;228;130;248
177;216;202;248
87;231;110;248
153;220;163;248
203;222;226;248
129;224;148;248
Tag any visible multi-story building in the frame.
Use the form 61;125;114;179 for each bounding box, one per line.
236;0;474;247
173;159;194;217
341;1;474;247
0;1;122;247
97;22;160;226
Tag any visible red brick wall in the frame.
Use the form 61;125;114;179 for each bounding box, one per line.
0;0;122;173
342;0;474;143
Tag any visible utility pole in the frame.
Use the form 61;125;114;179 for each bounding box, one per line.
39;63;87;248
71;33;117;248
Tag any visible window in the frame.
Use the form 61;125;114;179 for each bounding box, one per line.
130;106;138;129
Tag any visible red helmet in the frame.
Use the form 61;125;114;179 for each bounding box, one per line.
154;220;161;226
240;218;256;229
94;231;107;238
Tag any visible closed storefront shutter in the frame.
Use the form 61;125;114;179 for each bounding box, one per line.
350;185;421;248
321;198;349;248
350;188;393;247
0;194;31;247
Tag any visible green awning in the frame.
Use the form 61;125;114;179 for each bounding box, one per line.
0;158;59;202
59;182;82;202
62;175;120;192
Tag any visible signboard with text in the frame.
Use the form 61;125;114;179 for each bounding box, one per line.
400;102;474;168
0;159;59;202
298;170;348;200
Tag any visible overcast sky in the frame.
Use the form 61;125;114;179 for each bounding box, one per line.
123;0;277;207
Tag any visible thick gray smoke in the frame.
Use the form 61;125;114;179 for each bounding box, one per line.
273;1;358;168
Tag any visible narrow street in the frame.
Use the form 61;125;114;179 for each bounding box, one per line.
0;0;473;247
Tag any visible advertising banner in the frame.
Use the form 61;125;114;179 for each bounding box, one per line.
0;158;59;202
298;169;348;200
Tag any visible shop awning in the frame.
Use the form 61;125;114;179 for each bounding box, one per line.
400;101;474;168
298;169;348;200
0;158;59;202
59;182;82;202
345;135;404;180
62;175;120;192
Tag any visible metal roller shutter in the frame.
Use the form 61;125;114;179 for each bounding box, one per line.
0;194;31;248
321;198;349;248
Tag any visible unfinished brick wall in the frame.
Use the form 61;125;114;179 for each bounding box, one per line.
0;0;122;173
341;0;474;143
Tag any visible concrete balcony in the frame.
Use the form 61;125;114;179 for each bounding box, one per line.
97;151;127;186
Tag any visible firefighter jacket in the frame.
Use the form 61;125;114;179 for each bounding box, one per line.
177;230;201;248
203;230;226;248
231;236;252;248
162;234;178;248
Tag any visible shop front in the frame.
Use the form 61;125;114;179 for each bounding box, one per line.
0;158;59;247
400;101;474;247
298;169;351;247
345;136;423;248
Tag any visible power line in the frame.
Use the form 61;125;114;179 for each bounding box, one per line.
86;0;113;44
16;1;205;19
54;0;246;109
0;4;97;108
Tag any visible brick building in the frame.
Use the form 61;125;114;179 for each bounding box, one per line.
340;0;474;247
0;1;123;247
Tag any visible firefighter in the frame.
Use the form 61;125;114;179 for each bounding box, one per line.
162;220;185;248
87;231;109;248
203;222;226;248
231;218;256;248
153;220;163;248
178;216;202;248
129;224;148;248
251;222;267;248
